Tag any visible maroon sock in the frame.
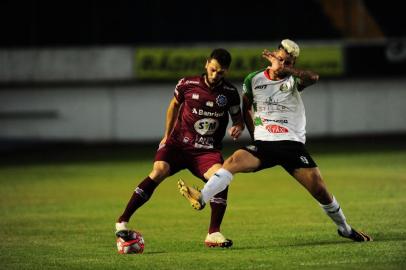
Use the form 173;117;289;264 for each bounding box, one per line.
118;176;158;223
208;187;228;234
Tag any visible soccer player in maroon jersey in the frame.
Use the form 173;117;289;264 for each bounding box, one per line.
115;48;244;249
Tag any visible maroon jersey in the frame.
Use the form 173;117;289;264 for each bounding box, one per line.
168;75;241;150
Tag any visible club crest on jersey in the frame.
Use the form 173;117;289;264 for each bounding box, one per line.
280;83;289;92
216;95;227;107
192;93;199;100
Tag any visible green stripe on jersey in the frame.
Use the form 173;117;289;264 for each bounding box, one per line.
243;69;265;104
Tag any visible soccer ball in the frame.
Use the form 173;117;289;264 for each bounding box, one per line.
116;230;145;254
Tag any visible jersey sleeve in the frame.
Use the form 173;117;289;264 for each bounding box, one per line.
228;88;241;115
242;70;261;103
293;76;306;92
174;78;187;103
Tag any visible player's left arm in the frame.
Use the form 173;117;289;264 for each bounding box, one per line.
229;111;244;140
242;95;255;140
281;66;319;91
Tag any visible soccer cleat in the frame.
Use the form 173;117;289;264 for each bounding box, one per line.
338;228;373;242
116;229;134;241
177;179;205;210
204;232;233;248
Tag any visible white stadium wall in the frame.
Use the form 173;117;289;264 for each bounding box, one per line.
0;47;134;82
1;79;406;142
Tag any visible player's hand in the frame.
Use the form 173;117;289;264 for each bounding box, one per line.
262;49;283;73
262;49;273;61
228;125;243;141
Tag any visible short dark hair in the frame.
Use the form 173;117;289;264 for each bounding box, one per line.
209;48;232;68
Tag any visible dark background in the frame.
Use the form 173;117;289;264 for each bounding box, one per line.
1;0;404;47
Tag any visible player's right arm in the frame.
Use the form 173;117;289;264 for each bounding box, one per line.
160;79;185;146
242;71;260;140
160;97;181;145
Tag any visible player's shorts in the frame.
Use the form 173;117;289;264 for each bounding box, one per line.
154;143;223;182
242;140;317;174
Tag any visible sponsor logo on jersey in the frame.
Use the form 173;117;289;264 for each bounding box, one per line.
192;108;225;117
192;93;199;100
216;94;227;107
261;118;288;124
254;84;267;90
194;135;214;149
185;80;200;85
254;117;263;126
206;101;214;107
266;124;289;133
194;118;219;135
260;97;290;112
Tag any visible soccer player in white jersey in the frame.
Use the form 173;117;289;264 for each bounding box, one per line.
179;39;372;242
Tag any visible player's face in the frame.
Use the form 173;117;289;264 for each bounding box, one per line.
273;49;295;67
205;59;228;86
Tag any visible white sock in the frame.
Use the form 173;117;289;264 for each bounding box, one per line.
201;168;233;203
115;221;128;232
320;196;352;236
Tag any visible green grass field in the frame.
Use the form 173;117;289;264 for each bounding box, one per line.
1;143;405;269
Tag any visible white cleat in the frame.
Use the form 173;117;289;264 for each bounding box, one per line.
204;232;233;248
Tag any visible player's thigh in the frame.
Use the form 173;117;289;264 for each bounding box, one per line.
153;143;186;182
223;149;261;174
149;161;171;183
203;163;223;180
190;150;223;181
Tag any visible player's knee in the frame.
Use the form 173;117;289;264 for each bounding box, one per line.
149;170;168;183
149;163;170;183
225;150;244;165
224;150;258;173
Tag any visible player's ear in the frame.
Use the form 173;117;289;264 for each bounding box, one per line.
205;59;209;69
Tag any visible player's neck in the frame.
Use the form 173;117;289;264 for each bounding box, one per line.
204;75;221;89
266;68;285;81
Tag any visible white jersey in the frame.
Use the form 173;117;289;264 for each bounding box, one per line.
243;69;306;143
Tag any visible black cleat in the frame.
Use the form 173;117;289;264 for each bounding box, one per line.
115;230;134;241
338;228;372;242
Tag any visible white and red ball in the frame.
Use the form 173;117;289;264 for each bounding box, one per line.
116;231;145;254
